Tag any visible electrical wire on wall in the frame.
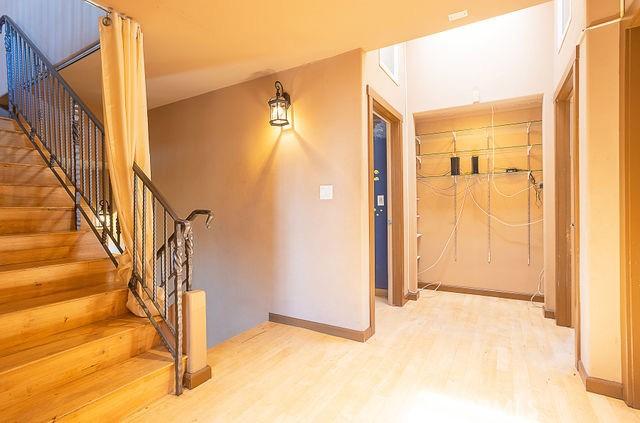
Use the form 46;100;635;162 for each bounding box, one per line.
530;269;545;308
418;177;473;276
417;105;546;299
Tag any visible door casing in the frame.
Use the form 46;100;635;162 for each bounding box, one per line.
367;86;405;336
554;47;580;336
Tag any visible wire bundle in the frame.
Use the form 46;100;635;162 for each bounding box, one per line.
417;106;545;299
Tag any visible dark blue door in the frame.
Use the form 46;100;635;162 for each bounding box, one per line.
373;115;388;291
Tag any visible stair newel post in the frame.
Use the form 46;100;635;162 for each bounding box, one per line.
173;221;185;395
72;102;81;230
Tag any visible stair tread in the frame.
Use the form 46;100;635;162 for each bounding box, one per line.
0;162;46;168
0;256;113;274
0;127;21;134
0;144;35;151
0;282;127;316
0;347;176;421
0;181;70;187
0;314;151;370
0;229;89;238
0;205;74;211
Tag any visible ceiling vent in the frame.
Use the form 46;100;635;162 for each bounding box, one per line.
448;10;469;22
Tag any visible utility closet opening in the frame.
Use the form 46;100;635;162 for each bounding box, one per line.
415;97;545;304
364;3;562;340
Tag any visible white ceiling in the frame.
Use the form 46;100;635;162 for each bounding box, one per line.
96;0;549;108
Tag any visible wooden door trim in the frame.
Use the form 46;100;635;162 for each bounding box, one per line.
554;48;580;333
367;86;406;338
622;20;640;409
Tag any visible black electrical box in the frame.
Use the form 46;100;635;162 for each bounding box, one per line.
450;156;460;176
471;156;479;174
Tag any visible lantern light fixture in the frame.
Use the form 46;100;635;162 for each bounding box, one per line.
268;80;291;127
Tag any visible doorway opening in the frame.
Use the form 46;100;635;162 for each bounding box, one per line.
415;97;545;303
373;113;391;301
367;86;405;334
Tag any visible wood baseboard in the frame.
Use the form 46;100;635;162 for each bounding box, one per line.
375;288;388;298
405;290;420;301
183;365;212;390
578;360;623;400
418;283;544;303
268;313;372;343
543;307;555;319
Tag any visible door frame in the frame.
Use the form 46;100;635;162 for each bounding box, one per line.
367;86;405;335
554;47;580;335
622;20;640;409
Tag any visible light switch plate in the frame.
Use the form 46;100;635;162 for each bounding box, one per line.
319;185;333;200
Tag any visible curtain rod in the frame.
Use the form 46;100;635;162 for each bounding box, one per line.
83;0;109;14
83;0;134;21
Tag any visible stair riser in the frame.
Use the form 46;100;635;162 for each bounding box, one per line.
0;260;114;297
0;133;29;148
0;231;105;265
0;148;42;165
0;209;75;235
61;357;185;423
0;271;116;304
0;164;58;185
0;324;159;409
0;119;18;132
0;289;128;347
0;185;71;207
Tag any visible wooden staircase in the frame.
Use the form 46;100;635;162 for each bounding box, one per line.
0;117;183;422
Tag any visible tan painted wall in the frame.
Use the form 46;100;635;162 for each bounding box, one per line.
59;51;103;121
415;104;544;295
553;0;624;384
579;22;622;384
148;50;369;345
405;3;555;302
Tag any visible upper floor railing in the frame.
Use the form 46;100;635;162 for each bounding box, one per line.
1;15;121;262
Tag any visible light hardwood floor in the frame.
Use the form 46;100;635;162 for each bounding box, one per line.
126;292;640;422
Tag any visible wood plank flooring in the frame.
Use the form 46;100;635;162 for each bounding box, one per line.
125;292;640;422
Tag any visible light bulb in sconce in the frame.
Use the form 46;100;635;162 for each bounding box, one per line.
268;81;291;126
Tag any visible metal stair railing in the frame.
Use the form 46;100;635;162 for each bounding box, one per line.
0;15;214;395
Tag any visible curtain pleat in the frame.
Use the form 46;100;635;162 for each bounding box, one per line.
99;13;157;316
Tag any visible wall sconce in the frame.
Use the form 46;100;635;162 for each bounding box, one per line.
268;80;291;126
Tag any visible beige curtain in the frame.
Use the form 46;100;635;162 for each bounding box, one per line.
99;13;156;316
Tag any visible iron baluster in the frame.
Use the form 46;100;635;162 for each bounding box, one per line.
72;102;81;229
